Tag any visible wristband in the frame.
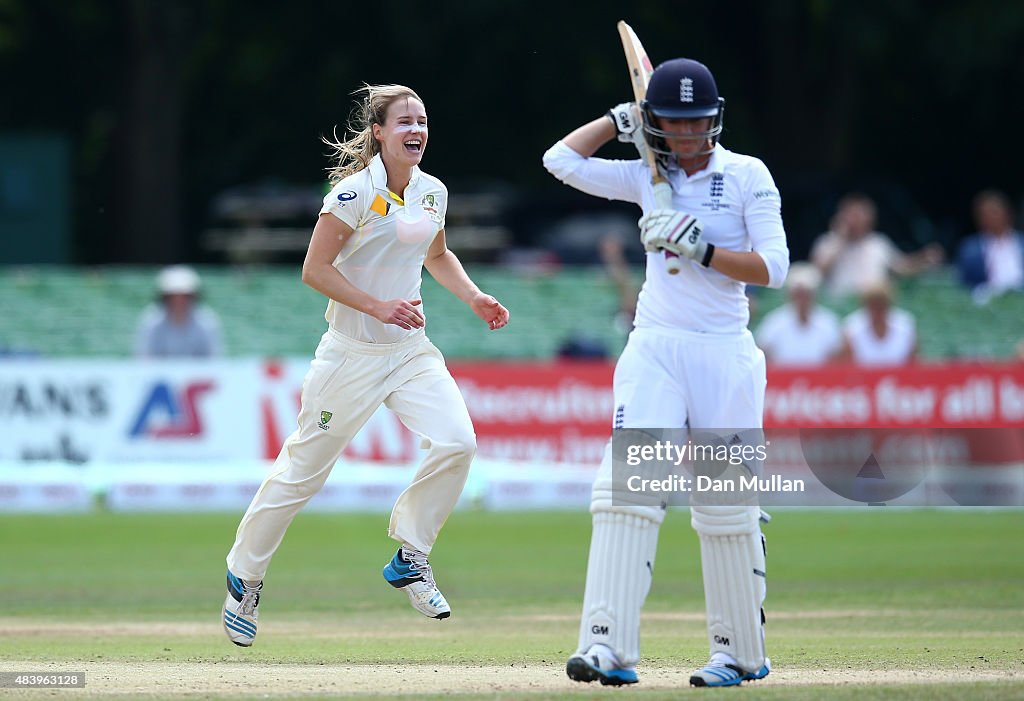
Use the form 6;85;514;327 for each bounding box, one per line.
700;243;716;268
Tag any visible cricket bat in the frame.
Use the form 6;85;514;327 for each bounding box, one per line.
617;20;681;274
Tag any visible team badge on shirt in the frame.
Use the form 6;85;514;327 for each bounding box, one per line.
710;173;724;198
420;193;442;223
703;173;729;211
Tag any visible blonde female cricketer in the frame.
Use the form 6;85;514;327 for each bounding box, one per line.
222;84;509;646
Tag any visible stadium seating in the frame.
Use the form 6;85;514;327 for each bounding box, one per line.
0;266;1021;360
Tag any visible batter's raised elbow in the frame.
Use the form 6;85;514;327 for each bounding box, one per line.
542;142;574;180
541;146;559;176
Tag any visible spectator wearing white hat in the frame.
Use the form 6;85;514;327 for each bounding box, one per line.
134;265;224;358
754;262;842;367
840;280;917;366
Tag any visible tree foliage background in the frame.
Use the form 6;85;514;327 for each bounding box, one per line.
1;0;1022;263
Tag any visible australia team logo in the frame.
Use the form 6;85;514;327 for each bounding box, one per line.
420;193;442;223
318;410;333;431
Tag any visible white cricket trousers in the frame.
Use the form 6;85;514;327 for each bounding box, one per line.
227;328;476;581
612;326;766;430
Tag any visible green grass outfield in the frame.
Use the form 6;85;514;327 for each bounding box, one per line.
1;509;1022;699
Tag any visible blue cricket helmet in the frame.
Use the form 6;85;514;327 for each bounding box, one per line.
641;58;725;157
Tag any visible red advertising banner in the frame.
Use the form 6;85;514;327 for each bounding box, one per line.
256;360;616;464
450;362;614;464
764;363;1024;428
446;361;1024;467
448;361;1024;444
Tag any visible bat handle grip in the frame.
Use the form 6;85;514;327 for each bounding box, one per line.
665;252;682;274
652;181;682;275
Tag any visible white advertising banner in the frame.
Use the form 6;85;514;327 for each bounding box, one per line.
0;358;533;468
0;359;264;463
0;464;93;512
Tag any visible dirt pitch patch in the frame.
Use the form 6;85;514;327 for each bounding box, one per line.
1;616;1021;697
0;660;1019;698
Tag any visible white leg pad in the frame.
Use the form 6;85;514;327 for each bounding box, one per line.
590;440;667;524
576;510;660;667
691;505;767;673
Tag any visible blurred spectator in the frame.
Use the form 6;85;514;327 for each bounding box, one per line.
598;232;639;334
755;262;842;366
556;336;608;359
839;280;916;366
956;189;1024;305
556;232;637;360
0;343;39;358
810;193;943;297
134;265;224;358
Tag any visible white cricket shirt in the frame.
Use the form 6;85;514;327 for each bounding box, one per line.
543;142;789;335
754;304;842;366
983;233;1024;291
320;154;447;343
810;231;902;297
843;307;916;366
134;305;224;358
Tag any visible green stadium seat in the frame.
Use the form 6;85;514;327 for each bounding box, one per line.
0;266;1022;360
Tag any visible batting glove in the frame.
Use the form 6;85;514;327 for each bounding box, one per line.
607;102;644;148
639;209;716;267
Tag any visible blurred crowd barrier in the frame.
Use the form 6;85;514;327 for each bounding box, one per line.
0;359;1022;511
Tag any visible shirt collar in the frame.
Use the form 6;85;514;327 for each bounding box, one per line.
664;143;726;180
706;144;726;175
367;153;421;194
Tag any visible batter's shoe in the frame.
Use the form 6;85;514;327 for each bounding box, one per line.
689;657;770;687
566;644;639;686
382;546;451;619
223;570;262;646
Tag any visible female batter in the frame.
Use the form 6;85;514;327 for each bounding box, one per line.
544;58;788;687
